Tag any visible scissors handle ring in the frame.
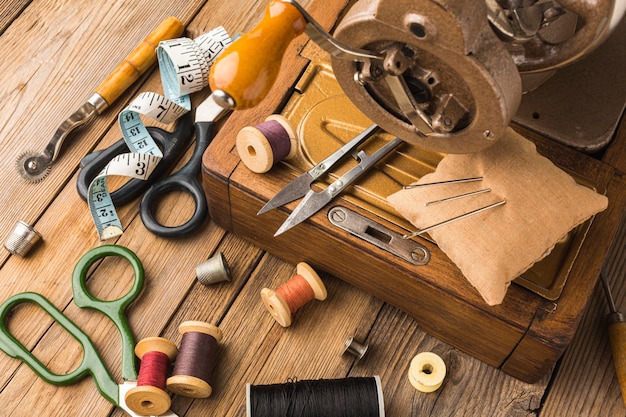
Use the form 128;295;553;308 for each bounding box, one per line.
0;292;119;405
72;245;144;382
72;245;144;311
76;113;194;205
139;169;208;238
139;121;214;238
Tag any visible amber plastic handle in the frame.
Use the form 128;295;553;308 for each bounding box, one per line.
209;1;306;110
95;16;185;106
609;321;626;406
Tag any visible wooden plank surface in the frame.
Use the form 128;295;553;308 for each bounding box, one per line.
0;0;624;416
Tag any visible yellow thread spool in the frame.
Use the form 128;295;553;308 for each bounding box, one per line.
408;352;447;393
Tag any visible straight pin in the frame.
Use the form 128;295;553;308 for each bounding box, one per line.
425;188;491;206
402;200;506;239
403;176;483;189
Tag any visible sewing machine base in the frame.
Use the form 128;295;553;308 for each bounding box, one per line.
201;2;626;384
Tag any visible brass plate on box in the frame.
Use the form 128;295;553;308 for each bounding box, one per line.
277;53;595;301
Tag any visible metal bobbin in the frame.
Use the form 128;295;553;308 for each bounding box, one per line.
3;221;42;257
344;336;368;360
196;252;231;285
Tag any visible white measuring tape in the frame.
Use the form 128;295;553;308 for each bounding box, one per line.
87;26;232;240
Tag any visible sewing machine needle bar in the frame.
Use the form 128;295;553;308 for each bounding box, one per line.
274;137;404;236
402;200;506;239
258;124;380;215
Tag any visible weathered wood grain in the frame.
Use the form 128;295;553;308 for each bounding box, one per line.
0;0;625;416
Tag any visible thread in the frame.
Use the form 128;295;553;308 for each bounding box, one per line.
246;376;385;417
125;337;178;416
260;262;327;327
236;114;298;173
137;351;169;389
167;321;223;398
276;274;315;313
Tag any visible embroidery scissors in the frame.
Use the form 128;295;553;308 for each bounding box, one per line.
0;245;177;417
258;124;404;236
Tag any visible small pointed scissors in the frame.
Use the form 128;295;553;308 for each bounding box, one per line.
0;245;177;417
258;124;403;236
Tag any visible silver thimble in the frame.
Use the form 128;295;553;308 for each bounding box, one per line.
4;221;42;257
196;252;231;285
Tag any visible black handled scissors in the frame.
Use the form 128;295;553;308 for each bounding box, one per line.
0;245;177;416
77;95;229;238
77;111;194;207
139;94;229;238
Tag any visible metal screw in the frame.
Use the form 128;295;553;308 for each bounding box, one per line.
410;247;430;264
329;208;347;223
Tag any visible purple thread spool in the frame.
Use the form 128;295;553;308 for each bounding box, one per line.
167;321;223;398
236;114;298;173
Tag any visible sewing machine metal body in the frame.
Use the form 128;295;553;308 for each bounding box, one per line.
202;0;626;382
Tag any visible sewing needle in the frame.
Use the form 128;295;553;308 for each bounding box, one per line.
402;200;506;239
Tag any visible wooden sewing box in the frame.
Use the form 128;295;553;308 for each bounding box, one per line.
202;2;626;383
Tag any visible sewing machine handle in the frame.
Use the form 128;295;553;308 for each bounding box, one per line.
208;0;305;110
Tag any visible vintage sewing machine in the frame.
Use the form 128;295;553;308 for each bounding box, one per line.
202;0;626;382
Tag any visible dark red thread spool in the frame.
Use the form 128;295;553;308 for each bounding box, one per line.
236;114;298;173
167;321;223;398
125;337;178;416
261;262;327;327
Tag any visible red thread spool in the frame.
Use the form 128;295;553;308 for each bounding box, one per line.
261;262;327;327
236;114;298;173
167;321;223;398
125;337;178;416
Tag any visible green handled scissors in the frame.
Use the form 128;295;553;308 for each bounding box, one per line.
0;245;177;417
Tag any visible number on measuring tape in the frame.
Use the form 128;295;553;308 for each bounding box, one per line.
88;153;161;240
158;26;232;98
87;27;232;240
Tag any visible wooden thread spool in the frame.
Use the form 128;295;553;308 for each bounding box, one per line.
408;352;447;393
125;337;178;416
261;262;327;327
167;321;223;398
236;114;298;173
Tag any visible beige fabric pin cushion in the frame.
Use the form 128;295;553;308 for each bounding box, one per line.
388;128;608;306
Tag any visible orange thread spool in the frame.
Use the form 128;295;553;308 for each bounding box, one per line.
125;337;178;416
261;262;327;327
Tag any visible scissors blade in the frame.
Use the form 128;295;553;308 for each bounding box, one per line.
258;173;316;215
274;137;404;236
258;124;380;215
196;93;230;123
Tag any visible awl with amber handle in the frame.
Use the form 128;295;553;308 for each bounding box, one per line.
601;271;626;406
17;16;185;182
209;1;306;110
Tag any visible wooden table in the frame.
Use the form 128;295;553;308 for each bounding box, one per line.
0;1;624;416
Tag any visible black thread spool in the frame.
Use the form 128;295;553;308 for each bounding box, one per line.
167;321;223;398
246;376;385;417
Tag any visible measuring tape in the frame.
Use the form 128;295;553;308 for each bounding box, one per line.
87;27;232;240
